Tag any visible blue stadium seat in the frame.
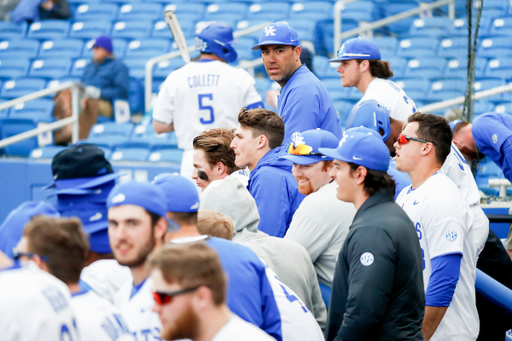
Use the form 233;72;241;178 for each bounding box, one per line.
451;17;493;36
81;38;127;59
333;100;354;123
246;2;291;21
445;58;469;78
29;58;72;79
0;22;27;39
1;78;47;99
47;76;81;89
123;58;148;79
29;145;66;159
111;21;152;39
387;57;408;77
404;57;447;79
254;78;271;93
0;118;42;157
474;77;509;102
380;1;418;34
404;90;429;103
110;147;150;161
69;21;112;39
233;37;258;60
282;19;316;41
475;159;504;196
89;122;134;139
117;3;163;21
147;149;183;163
69;58;89;77
478;35;512;58
483;0;510;12
236;19;269;39
409;17;453;37
104;0;143;4
490;16;512;35
485;57;512;81
38;39;84;59
322;78;344;93
128;78;143;114
203;2;248;20
289;1;333;21
494;101;512;114
9;99;54;122
83;136;129;149
125;39;172;59
428;79;465;101
372;36;398;54
481;8;508;19
438;36;468;58
163;3;205;18
152;78;164;93
153;58;186;79
152;20;183;39
131;124;178;149
396;37;439;57
342;1;376;22
393;77;431;93
27;21;70;40
74;3;119;21
0;39;39;59
473;100;495;116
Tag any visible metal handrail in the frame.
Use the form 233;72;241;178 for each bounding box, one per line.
333;0;367;56
334;0;455;54
0;81;80;149
144;21;272;112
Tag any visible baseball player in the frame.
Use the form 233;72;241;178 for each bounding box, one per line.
153;22;263;179
107;181;170;341
329;37;416;121
15;215;135;341
253;22;342;145
395;113;478;341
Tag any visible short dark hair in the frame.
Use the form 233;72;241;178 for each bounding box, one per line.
452;121;470;136
357;59;393;79
24;216;89;284
348;162;396;196
168;211;198;227
193;128;241;175
238;107;285;149
408;112;452;165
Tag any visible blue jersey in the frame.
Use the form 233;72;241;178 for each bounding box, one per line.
277;65;342;145
473;112;512;182
206;237;282;341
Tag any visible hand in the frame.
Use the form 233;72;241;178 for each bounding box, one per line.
40;0;54;11
85;86;101;99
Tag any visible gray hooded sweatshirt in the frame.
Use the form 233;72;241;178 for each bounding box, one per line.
200;176;327;330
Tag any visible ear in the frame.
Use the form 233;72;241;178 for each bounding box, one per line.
193;286;213;312
154;216;168;242
359;60;370;73
421;142;435;157
294;46;302;61
33;255;47;271
256;134;269;150
355;166;367;186
216;162;227;176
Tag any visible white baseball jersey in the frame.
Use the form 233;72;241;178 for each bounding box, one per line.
114;277;162;341
72;289;135;341
262;261;324;341
357;78;416;121
153;60;262;151
0;262;79;341
441;143;488;256
80;259;132;304
396;173;478;341
211;314;275;341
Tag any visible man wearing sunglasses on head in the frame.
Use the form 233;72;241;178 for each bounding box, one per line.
149;242;275;341
395;113;478;341
279;129;356;305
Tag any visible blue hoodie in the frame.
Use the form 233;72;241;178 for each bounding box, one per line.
248;147;305;238
81;57;129;101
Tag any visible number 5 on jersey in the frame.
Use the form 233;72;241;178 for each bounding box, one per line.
198;94;215;124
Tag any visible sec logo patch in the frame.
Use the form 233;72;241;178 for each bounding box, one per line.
446;230;457;241
492;134;498;144
360;252;374;266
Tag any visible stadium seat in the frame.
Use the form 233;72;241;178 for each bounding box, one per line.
38;39;84;59
380;0;418;34
9;99;55;122
481;8;508;19
341;1;376;22
69;21;112;39
203;2;248;20
0;39;39;59
111;21;153;39
125;39;172;59
152;78;164;93
393;77;431;93
27;21;70;40
396;37;439;58
163;3;205;18
282;19;316;42
438;36;468;59
372;37;398;54
129;78;144;114
428;78;465;101
123;58;148;79
494;101;512;114
89;122;134;139
473;100;495;116
404;90;429;103
69;58;89;77
29;58;72;80
153;58;186;79
485;57;512;81
131;124;178;149
475;159;504;196
289;2;333;21
387;57;408;77
0;22;27;39
451;17;493;36
110;148;150;161
478;35;512;58
74;3;119;21
29;145;66;159
0;118;42;157
47;76;81;89
474;77;509;102
1;78;47;99
254;78;271;93
246;2;290;21
152;19;194;39
404;57;447;79
409;17;453;37
147;149;183;163
333;100;354;123
117;3;163;21
445;58;469;78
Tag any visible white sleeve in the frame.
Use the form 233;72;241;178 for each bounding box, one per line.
152;75;176;124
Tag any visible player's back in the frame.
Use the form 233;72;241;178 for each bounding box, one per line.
72;289;135;341
80;259;132;304
0;262;79;341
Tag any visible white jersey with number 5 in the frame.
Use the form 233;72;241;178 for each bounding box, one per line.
262;261;324;341
396;173;478;341
0;262;79;341
357;78;417;121
153;60;262;151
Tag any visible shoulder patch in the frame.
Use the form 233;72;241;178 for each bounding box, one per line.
360;252;374;266
492;134;498;144
446;230;457;241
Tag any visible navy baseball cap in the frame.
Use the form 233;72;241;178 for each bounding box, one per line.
152;173;199;213
92;35;113;54
252;22;299;50
346;100;392;141
319;130;390;171
280;129;339;165
449;120;463;131
328;37;381;62
107;181;168;218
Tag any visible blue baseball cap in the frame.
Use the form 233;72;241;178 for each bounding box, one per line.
57;202;108;234
92;35;113;54
252;22;299;50
449;120;463;131
319;130;390;171
328;37;381;62
346;100;392;141
89;229;111;254
0;201;60;260
107;181;167;218
280;129;339;165
152;173;199;213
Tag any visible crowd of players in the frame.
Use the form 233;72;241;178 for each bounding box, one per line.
1;20;512;341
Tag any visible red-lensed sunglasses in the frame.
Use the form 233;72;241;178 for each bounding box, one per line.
152;286;199;305
397;133;437;146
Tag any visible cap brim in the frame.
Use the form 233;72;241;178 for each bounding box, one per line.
318;147;349;163
280;154;333;165
44;173;122;190
252;41;298;50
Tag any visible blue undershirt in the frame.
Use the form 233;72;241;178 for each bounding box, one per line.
425;253;462;307
130;278;147;299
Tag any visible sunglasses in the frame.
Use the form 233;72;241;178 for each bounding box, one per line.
12;248;49;262
397;133;437;146
152;286;200;305
288;142;323;156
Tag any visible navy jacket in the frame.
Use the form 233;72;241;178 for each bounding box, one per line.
81;57;129;101
247;146;305;238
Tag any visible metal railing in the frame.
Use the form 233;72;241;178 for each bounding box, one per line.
0;81;80;149
144;21;271;112
334;0;455;55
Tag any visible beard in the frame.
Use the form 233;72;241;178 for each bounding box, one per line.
297;178;314;196
116;235;156;268
161;301;200;341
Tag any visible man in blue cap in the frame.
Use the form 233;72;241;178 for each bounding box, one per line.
329;37;416;122
320;129;424;341
253;22;342;145
280;129;356;305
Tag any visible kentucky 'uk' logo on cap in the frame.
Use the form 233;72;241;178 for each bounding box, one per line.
338;134;348;147
265;25;276;36
111;193;126;204
291;132;304;146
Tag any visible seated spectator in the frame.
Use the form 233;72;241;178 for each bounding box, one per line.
8;0;69;23
53;36;129;144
